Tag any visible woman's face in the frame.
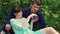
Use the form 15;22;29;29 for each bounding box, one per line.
15;11;23;18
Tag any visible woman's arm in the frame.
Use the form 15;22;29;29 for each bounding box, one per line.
22;14;37;28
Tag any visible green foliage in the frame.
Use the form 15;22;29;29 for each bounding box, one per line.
0;0;60;33
40;0;60;32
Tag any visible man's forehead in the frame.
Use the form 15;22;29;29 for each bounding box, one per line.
33;3;40;7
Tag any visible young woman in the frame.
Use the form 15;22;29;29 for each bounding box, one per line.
10;7;59;34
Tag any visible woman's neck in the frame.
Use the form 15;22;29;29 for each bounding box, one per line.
15;16;22;19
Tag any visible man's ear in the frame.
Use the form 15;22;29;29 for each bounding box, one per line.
31;4;32;7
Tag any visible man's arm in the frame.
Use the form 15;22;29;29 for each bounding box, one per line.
2;12;14;31
37;12;46;28
6;12;14;24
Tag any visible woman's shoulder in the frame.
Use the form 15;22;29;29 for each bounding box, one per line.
10;18;26;21
22;17;26;20
22;17;26;21
10;18;15;22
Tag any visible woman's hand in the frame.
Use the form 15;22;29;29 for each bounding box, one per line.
22;14;37;27
29;14;37;18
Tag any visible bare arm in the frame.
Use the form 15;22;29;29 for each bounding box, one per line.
22;14;37;28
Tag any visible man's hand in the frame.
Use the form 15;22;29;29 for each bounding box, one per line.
5;24;11;31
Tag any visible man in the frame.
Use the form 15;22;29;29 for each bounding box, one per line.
1;0;46;34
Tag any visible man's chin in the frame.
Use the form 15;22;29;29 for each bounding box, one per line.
33;12;36;13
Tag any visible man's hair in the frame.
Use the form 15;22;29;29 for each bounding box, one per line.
31;0;40;6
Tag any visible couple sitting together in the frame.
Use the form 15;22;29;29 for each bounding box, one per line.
1;0;59;34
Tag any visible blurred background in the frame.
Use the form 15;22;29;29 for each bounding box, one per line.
0;0;60;33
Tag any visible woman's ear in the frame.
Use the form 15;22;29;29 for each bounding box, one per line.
14;13;16;16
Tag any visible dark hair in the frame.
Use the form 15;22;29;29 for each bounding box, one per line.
31;0;40;6
12;7;22;14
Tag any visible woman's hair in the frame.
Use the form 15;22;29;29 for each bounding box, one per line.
12;7;22;18
12;7;22;14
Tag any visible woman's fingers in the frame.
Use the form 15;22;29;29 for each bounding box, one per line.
30;14;37;17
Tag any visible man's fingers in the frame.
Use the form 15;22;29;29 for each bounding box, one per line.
5;24;11;31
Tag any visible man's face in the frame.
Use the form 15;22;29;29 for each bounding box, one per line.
31;3;40;13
